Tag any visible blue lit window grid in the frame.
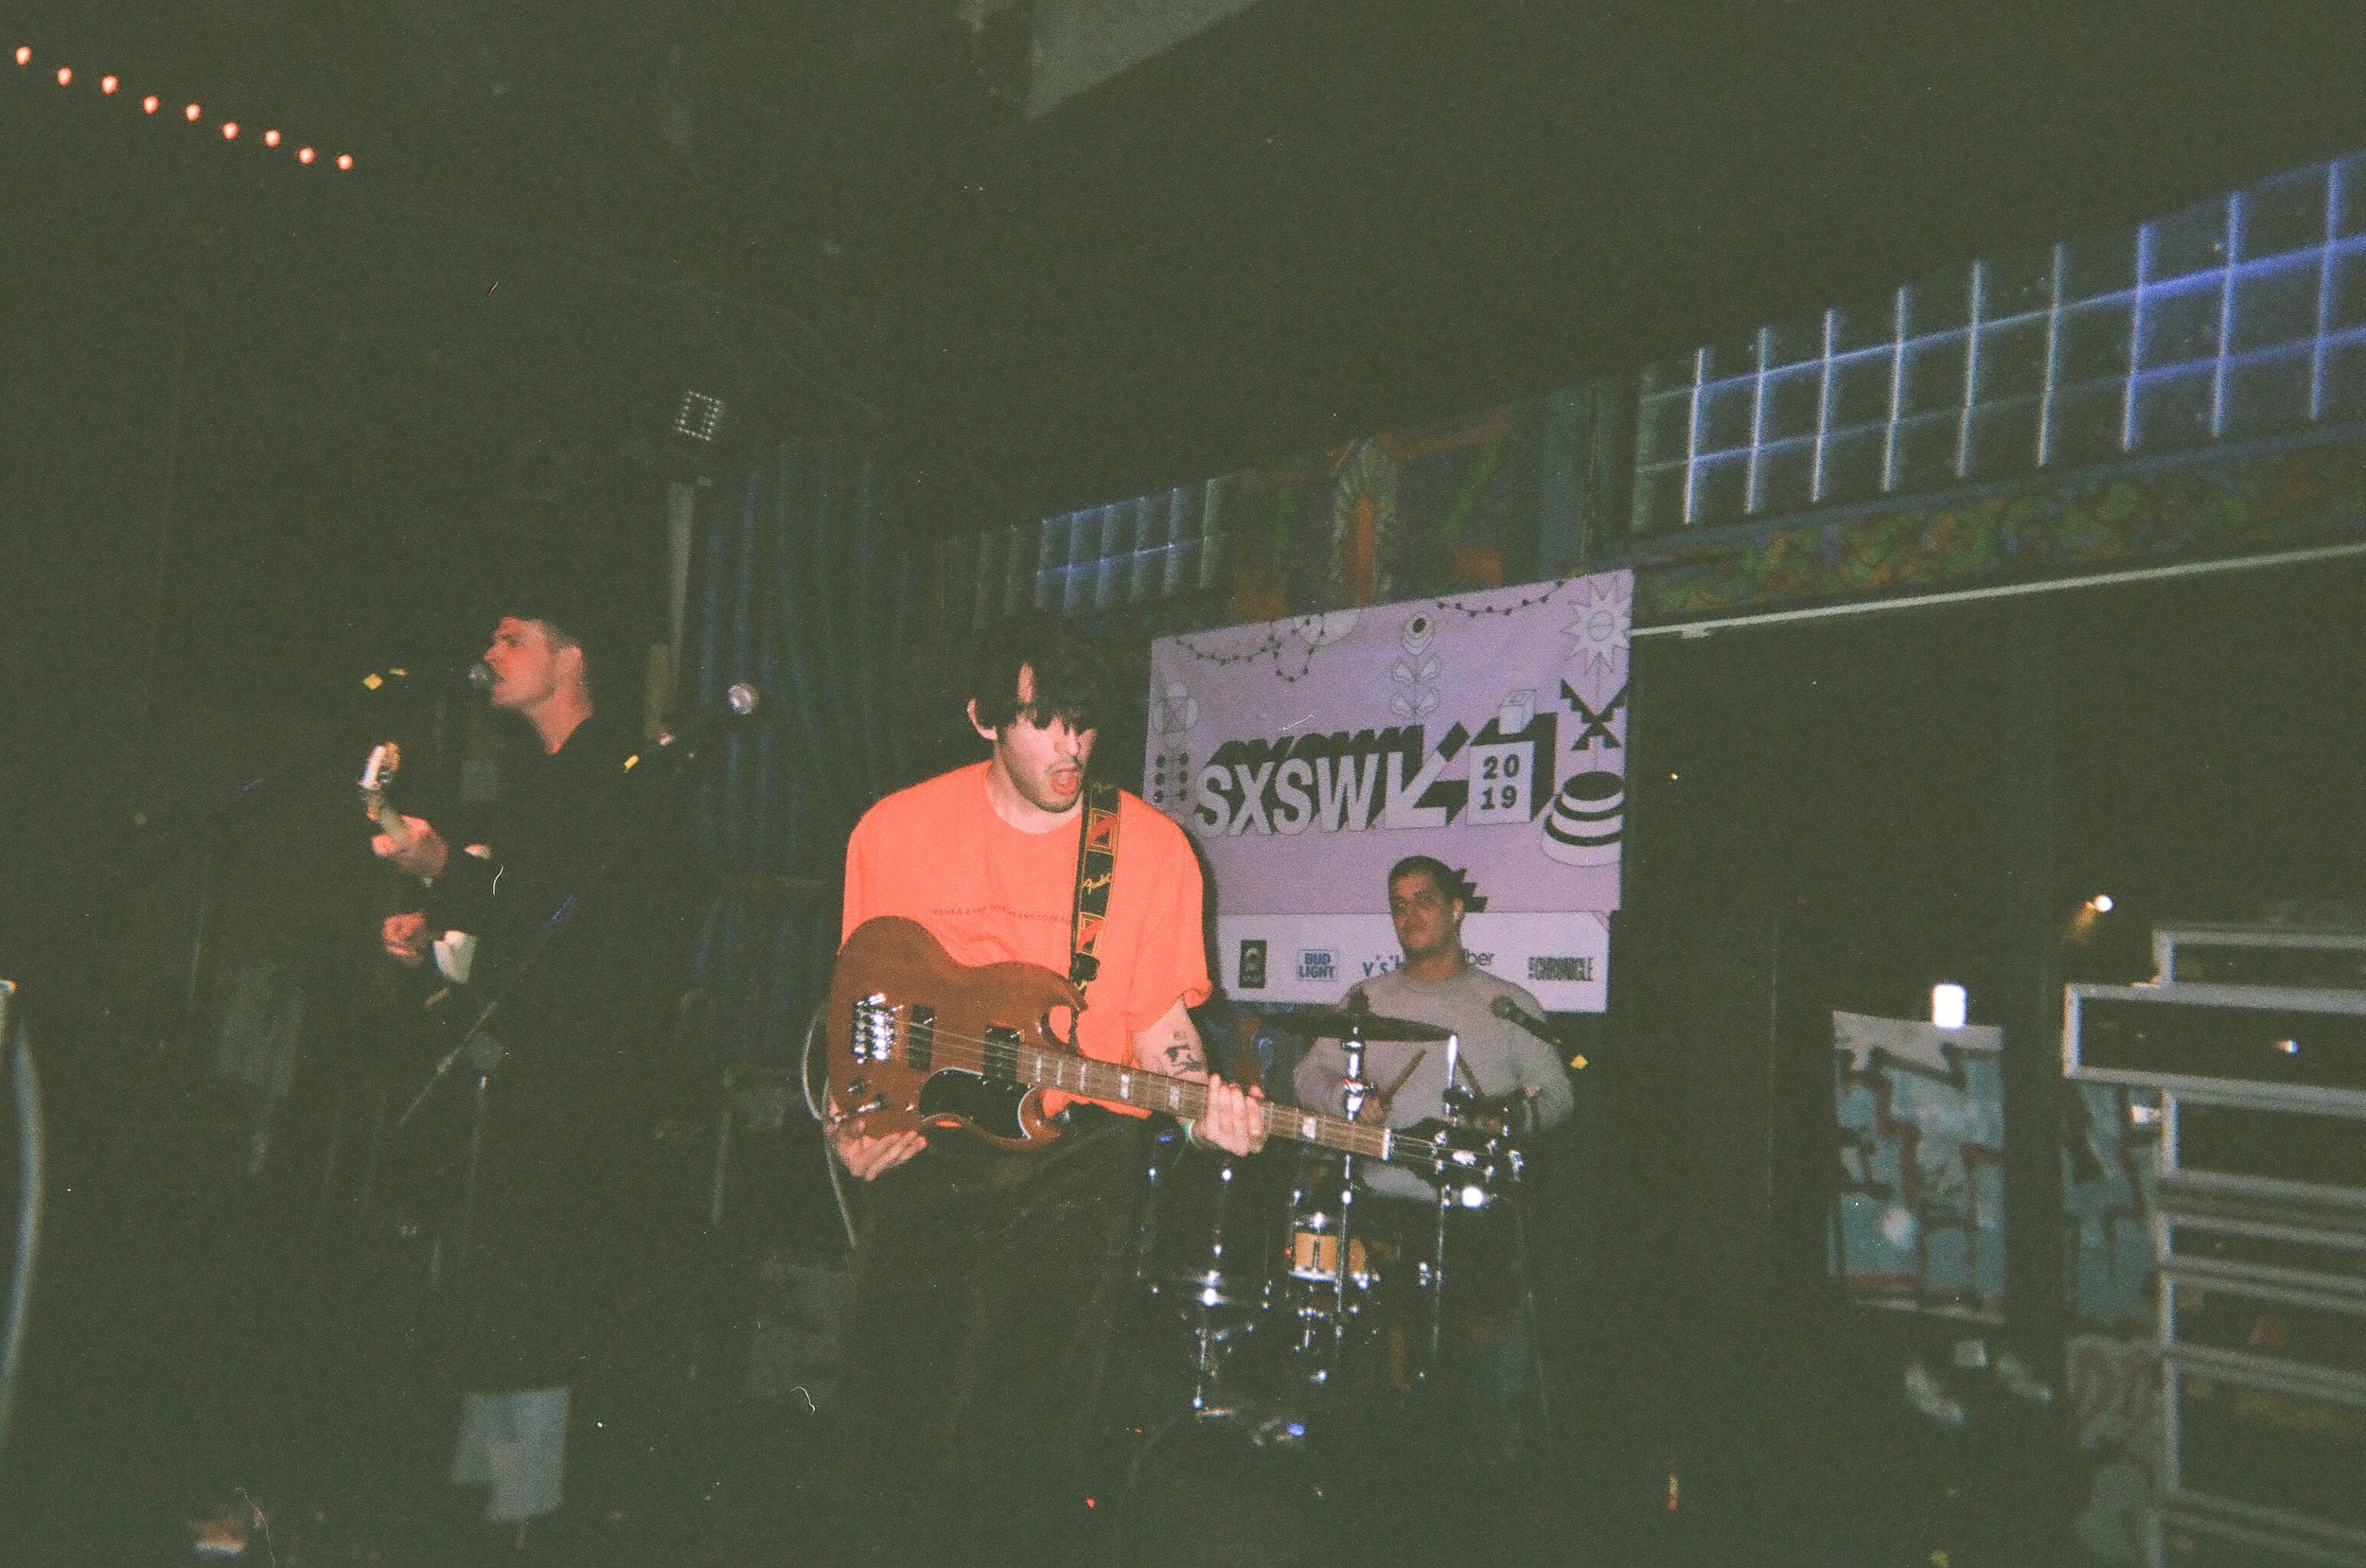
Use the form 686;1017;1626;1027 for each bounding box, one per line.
1631;151;2366;535
948;485;1226;625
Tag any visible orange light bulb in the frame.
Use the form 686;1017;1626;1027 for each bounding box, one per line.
262;129;280;148
221;121;238;139
336;153;353;171
297;147;315;165
100;75;118;94
184;102;201;121
142;95;159;114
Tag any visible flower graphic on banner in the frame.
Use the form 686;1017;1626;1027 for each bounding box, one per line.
1390;608;1443;718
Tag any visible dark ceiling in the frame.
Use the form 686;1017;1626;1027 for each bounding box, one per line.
11;1;2366;680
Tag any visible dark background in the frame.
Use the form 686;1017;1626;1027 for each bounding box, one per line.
8;6;2366;1561
12;0;2366;1005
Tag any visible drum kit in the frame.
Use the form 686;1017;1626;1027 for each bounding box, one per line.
1132;1004;1534;1418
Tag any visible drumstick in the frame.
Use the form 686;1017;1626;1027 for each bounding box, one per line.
1379;1052;1425;1103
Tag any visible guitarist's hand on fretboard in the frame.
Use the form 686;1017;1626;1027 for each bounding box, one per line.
372;813;451;882
1193;1074;1267;1155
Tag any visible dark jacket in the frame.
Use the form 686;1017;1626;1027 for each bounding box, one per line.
418;708;707;1388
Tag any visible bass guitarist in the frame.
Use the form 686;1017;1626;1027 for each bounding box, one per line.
825;614;1263;1565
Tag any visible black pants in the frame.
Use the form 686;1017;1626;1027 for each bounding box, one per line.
834;1109;1150;1565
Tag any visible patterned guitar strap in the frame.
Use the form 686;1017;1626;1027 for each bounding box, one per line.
1068;776;1121;998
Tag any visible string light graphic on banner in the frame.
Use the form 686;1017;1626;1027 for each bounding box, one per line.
11;41;355;172
1432;580;1575;620
1172;578;1595;684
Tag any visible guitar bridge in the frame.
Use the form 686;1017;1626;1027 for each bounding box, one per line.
852;993;896;1063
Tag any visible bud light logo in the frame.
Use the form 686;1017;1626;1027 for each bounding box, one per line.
1297;949;1336;982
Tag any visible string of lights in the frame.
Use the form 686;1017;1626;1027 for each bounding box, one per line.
9;40;354;171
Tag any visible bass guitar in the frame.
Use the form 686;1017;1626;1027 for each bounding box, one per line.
824;916;1521;1188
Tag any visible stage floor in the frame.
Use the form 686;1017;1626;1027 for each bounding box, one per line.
0;1109;2098;1568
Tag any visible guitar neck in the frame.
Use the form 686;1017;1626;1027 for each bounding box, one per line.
904;1027;1396;1164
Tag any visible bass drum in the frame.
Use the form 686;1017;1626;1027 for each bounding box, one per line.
1108;1410;1330;1568
1132;1124;1292;1394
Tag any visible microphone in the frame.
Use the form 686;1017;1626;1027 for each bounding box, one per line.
656;683;761;751
360;661;493;695
1491;994;1562;1047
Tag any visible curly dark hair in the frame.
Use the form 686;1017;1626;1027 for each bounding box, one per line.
964;613;1111;734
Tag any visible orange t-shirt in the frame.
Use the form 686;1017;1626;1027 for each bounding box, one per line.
840;762;1212;1115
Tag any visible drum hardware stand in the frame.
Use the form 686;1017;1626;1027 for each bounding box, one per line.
1311;1026;1371;1386
1135;1126;1262;1416
1419;1031;1470;1381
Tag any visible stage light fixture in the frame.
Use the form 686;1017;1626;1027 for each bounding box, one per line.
263;128;279;147
142;94;158;113
2091;893;2114;913
100;75;116;94
672;391;727;444
297;146;314;164
184;102;201;121
1931;983;1968;1030
13;46;28;66
54;65;70;85
221;121;238;139
336;153;352;170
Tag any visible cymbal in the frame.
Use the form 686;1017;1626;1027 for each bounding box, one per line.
1269;1006;1451;1042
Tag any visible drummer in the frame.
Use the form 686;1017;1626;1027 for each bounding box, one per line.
1290;854;1574;1190
1290;855;1575;1418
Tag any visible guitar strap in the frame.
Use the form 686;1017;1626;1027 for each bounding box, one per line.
1068;777;1121;996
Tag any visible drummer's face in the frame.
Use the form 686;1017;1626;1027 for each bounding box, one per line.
1388;871;1463;963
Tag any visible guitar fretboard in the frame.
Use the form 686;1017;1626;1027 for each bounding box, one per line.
872;1004;1396;1163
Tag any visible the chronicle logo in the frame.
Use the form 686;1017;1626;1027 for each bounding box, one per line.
1528;955;1595;983
1238;939;1268;990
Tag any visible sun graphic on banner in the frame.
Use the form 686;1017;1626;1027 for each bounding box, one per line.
1560;574;1631;682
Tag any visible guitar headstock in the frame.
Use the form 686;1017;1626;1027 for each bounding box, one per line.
1395;1113;1526;1199
359;742;402;833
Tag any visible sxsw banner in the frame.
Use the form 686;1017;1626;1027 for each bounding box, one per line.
1144;572;1631;1011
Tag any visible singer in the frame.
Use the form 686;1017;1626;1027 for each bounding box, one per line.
369;583;702;1555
